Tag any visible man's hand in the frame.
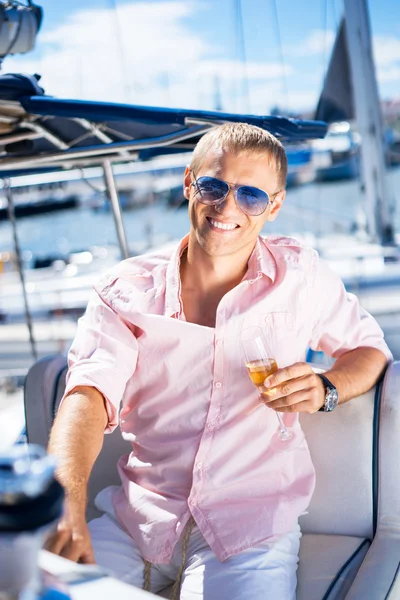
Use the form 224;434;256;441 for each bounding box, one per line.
261;362;325;414
44;500;95;564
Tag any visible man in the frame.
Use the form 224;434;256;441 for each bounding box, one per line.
47;123;391;599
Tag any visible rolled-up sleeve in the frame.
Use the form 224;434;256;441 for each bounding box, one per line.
64;288;138;432
309;255;393;362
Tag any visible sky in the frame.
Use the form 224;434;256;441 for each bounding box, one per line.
2;0;400;116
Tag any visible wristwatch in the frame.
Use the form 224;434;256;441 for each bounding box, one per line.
317;374;339;412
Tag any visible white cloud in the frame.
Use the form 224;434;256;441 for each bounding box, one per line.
286;90;319;112
285;29;335;58
373;35;400;68
3;3;398;117
196;60;292;80
372;35;400;86
2;1;298;114
3;2;208;104
377;66;400;83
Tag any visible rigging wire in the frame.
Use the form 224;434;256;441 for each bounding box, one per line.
108;0;133;103
331;0;339;30
270;0;290;114
322;0;329;82
234;0;250;113
4;179;38;362
314;0;331;244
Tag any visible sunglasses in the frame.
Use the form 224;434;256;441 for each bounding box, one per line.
191;173;281;216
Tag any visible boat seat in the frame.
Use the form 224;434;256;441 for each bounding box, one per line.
24;355;400;599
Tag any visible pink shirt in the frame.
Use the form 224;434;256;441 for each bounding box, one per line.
64;235;392;564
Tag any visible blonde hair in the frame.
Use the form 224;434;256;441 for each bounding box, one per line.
190;122;288;189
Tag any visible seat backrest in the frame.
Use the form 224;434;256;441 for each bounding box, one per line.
25;354;380;533
299;387;378;539
25;355;130;519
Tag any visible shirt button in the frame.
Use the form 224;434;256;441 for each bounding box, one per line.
215;381;222;389
215;339;220;346
206;422;215;432
189;498;197;507
265;315;271;323
196;462;203;470
249;279;255;284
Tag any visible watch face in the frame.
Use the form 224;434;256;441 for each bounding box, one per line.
326;388;339;411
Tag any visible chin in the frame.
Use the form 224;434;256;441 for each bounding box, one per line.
200;238;245;258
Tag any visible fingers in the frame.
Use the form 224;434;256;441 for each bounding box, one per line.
260;368;325;413
59;531;89;563
275;403;315;414
44;520;94;563
262;389;314;412
44;521;71;556
263;374;313;401
264;362;313;390
79;547;96;564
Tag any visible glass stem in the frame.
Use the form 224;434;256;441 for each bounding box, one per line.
276;412;288;433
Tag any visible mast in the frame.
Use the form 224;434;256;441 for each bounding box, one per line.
343;0;395;245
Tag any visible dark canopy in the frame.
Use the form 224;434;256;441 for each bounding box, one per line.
0;73;327;177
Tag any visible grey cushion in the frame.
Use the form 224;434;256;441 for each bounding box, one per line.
299;388;375;540
297;534;369;600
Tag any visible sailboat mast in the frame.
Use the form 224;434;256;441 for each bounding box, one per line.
343;0;394;245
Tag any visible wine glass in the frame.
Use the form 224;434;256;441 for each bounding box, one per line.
240;326;294;446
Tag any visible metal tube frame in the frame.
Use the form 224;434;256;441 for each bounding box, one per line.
0;125;213;172
0;130;41;145
0;123;215;268
24;121;69;150
73;118;115;145
102;159;130;260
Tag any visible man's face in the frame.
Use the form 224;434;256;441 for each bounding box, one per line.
183;149;285;258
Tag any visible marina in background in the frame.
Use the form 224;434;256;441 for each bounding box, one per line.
1;163;400;374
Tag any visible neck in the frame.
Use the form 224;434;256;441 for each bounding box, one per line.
181;235;255;295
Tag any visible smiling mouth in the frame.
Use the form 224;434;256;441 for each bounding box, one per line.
206;217;240;231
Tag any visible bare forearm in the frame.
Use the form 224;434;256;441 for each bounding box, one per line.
326;346;389;404
48;386;108;510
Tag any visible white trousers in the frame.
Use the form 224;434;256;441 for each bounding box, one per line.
88;487;301;600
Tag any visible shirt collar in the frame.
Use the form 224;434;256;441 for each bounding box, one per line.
164;234;276;317
165;235;189;318
243;237;277;283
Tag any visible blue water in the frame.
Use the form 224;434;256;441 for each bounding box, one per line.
1;168;400;257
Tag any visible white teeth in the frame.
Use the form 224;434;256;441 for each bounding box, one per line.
209;218;237;231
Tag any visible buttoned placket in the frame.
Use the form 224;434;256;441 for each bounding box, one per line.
187;261;265;510
188;301;227;510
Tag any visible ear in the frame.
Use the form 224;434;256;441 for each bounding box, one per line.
183;166;192;200
267;190;285;222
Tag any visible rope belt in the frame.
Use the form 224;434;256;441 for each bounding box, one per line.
143;516;196;600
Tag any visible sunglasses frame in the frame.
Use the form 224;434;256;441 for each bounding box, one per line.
190;171;282;216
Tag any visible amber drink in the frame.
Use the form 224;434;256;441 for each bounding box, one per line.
246;359;278;392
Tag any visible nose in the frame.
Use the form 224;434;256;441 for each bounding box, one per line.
214;189;241;217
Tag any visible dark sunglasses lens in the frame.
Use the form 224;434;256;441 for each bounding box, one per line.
194;177;229;204
237;186;269;215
